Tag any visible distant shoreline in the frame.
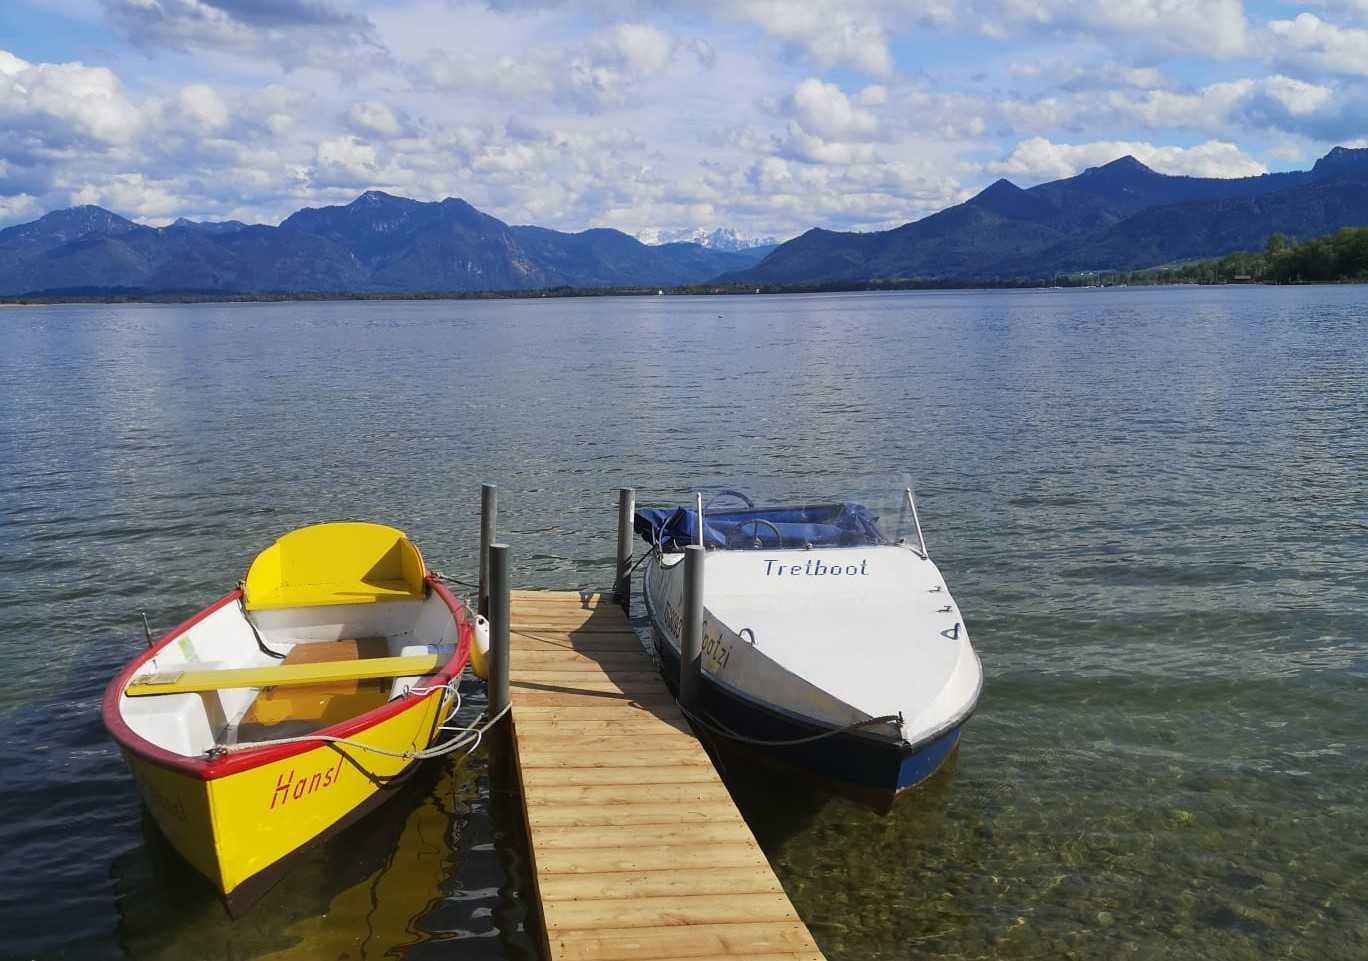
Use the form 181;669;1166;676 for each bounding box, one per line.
6;278;1359;307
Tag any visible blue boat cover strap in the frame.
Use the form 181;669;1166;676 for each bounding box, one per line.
634;503;885;551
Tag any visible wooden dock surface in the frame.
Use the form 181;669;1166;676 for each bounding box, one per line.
508;589;826;961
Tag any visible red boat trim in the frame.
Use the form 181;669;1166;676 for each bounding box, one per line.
102;574;473;781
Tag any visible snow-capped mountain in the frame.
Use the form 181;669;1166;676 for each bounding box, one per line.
645;226;782;251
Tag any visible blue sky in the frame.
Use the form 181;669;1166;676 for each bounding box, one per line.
2;1;1367;240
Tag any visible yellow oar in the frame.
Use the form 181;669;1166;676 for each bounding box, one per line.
126;655;442;696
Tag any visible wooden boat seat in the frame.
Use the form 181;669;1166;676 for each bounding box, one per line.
237;638;395;740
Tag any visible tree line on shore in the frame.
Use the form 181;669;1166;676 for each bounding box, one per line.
1114;225;1368;286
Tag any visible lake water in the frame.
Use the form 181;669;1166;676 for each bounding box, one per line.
1;288;1365;961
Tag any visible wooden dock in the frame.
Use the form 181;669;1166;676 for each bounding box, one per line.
507;589;827;961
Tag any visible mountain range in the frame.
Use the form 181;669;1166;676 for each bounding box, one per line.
0;192;771;296
3;146;1368;296
723;146;1368;284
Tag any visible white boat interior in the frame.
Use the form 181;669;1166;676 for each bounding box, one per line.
119;595;458;758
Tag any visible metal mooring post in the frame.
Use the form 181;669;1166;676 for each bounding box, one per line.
614;487;635;610
488;543;511;717
479;483;497;617
680;543;704;711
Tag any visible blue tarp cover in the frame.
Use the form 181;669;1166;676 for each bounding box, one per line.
634;502;885;551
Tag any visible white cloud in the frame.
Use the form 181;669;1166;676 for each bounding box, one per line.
418;20;706;113
70;172;188;221
346;101;405;138
731;0;892;75
1261;74;1335;115
987;136;1268;184
0;192;41;223
313;135;383;187
1265;13;1368;77
177;84;229;132
787;78;879;140
0;50;142;148
609;23;673;74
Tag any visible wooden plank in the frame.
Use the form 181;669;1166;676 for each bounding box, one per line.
544;893;799;932
510;651;653;670
532;842;769;875
550;922;820;961
511;671;662;688
511;590;610;607
525;800;739;828
126;654;440;696
512;704;683;721
511;691;676;708
512;680;666;698
537;867;784;902
514;717;691;736
528;822;756;850
520;781;732;806
514;724;691;743
511;622;639;635
517;749;714;770
519;766;722;787
511;632;644;651
514;732;703;755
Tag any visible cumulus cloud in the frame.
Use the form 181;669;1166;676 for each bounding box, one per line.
0;50;142;149
345;101;409;139
729;0;892;75
987;137;1268;184
419;21;705;112
1264;13;1368;77
787;79;879;140
177;84;230;132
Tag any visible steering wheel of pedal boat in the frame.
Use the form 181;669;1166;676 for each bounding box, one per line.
738;518;784;549
704;489;755;510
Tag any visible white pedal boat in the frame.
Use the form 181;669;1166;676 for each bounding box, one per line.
636;490;982;805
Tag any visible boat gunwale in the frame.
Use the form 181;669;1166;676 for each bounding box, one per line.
100;574;471;781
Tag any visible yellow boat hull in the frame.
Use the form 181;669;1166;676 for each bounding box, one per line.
103;561;472;912
121;682;447;905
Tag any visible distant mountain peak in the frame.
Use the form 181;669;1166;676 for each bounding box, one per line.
1312;145;1368;179
978;178;1026;197
0;205;136;252
350;190;414;208
968;176;1055;220
643;225;782;251
1082;155;1157;178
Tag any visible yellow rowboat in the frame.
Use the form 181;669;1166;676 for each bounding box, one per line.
102;522;474;913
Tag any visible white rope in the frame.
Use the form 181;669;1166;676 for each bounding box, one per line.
394;681;463;726
215;695;510;761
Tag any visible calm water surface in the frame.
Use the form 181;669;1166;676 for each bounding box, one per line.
1;288;1365;961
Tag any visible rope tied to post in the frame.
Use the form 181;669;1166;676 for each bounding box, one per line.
677;704;904;747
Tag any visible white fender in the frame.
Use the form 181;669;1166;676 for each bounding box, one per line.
471;614;491;680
